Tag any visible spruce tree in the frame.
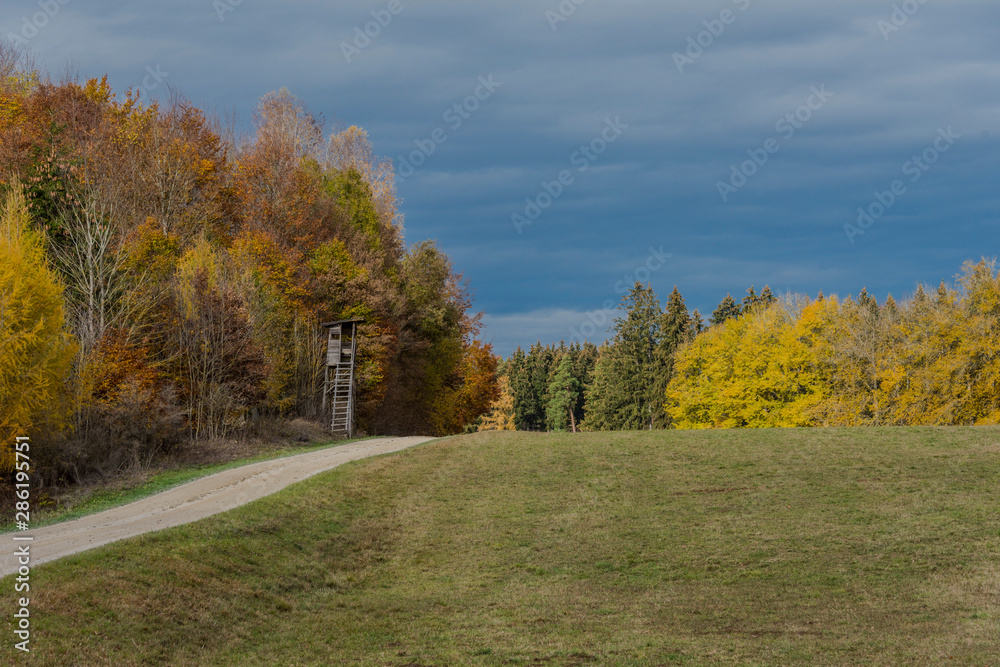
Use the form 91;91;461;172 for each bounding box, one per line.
858;287;878;317
546;354;580;432
573;341;599;425
653;286;689;427
884;294;899;317
689;309;705;338
710;294;740;325
507;347;534;431
583;283;662;431
741;286;758;313
759;285;776;306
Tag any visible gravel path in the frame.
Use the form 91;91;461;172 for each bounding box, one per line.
2;436;434;576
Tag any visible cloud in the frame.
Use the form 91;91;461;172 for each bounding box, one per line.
4;0;997;355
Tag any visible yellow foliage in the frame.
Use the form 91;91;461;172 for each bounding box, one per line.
174;238;224;319
479;375;516;431
0;184;76;469
666;299;829;429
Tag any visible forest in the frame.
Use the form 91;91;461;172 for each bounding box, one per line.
4;43;999;492
0;46;498;482
482;262;1000;432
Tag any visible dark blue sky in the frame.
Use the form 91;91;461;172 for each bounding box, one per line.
4;0;997;355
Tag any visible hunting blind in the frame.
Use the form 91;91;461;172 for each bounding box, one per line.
321;319;364;437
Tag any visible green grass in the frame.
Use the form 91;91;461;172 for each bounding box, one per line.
5;428;1000;665
1;437;373;533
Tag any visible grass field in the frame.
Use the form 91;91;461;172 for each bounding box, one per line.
4;428;1000;665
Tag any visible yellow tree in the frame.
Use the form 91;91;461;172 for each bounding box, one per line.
666;297;829;428
0;184;75;468
480;374;516;431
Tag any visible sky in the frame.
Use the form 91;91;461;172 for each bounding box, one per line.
3;0;998;355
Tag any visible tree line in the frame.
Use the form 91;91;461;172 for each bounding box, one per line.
480;262;1000;431
0;46;497;480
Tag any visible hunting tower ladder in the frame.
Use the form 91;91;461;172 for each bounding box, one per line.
321;319;364;437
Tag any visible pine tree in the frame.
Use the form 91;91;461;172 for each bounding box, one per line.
546;354;580;432
759;285;776;306
711;294;741;325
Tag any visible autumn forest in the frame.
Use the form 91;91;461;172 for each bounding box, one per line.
3;45;1000;493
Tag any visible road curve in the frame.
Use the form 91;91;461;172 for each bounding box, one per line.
2;436;435;576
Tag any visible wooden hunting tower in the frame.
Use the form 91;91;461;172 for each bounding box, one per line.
321;319;364;437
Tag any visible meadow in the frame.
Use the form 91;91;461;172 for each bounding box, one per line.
4;428;1000;665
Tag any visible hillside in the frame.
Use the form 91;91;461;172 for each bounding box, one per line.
5;428;1000;665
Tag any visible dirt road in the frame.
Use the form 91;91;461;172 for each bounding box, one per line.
1;436;434;576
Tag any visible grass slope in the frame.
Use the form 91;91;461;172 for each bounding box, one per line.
5;428;1000;665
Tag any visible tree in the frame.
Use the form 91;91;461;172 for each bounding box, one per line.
583;283;661;430
479;374;516;431
453;340;500;432
0;184;76;468
690;309;705;336
652;286;689;427
546;353;580;432
711;294;740;325
666;297;829;428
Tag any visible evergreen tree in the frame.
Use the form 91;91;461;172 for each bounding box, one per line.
741;286;759;313
583;283;661;430
689;309;705;338
572;341;599;425
857;287;878;318
546;353;580;432
653;286;689;427
711;294;741;325
936;281;951;305
507;347;534;431
884;294;898;317
759;285;776;306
